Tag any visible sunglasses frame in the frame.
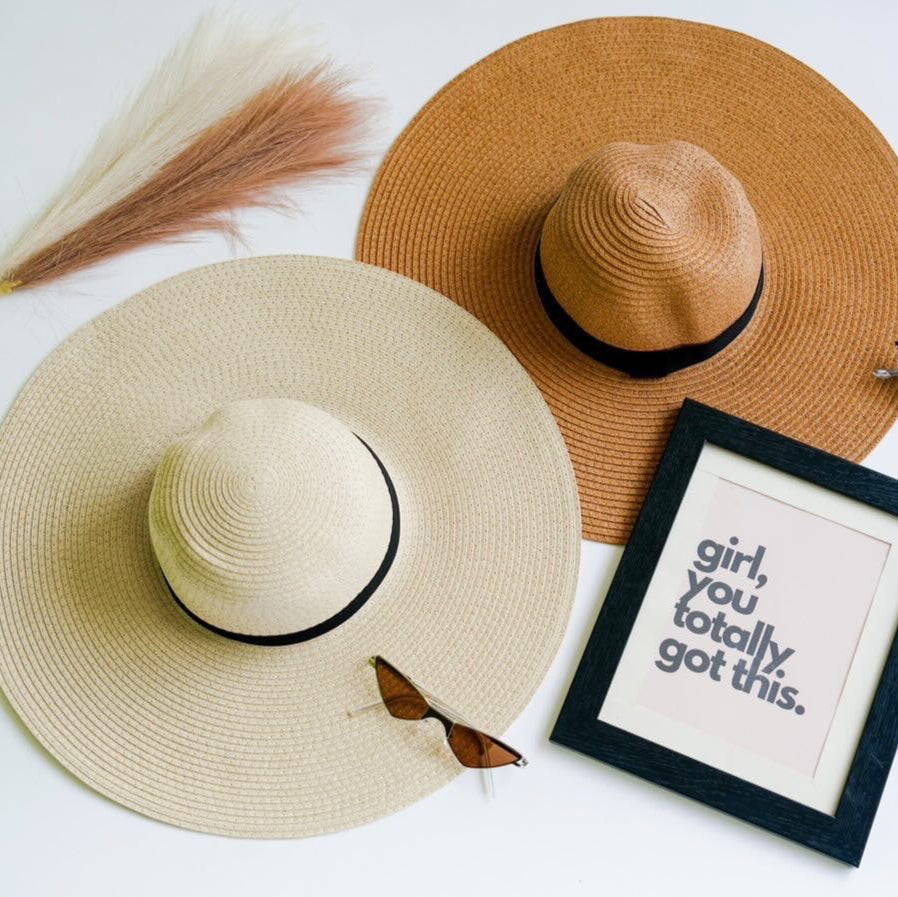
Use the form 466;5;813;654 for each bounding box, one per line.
370;656;528;769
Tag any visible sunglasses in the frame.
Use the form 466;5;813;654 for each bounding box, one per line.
354;656;527;771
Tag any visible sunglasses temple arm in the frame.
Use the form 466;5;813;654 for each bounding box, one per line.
346;691;472;722
347;700;383;718
482;764;495;800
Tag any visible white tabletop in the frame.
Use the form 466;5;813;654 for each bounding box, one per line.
2;1;898;894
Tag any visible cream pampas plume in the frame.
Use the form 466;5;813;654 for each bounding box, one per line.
0;12;374;295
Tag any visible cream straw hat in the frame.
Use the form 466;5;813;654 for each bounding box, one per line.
0;255;580;836
358;17;898;544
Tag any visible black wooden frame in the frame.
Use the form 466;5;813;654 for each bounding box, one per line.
552;399;898;866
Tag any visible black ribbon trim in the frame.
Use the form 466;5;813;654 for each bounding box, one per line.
534;245;764;379
162;437;400;646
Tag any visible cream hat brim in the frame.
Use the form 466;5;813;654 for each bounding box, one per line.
0;256;580;836
358;17;898;544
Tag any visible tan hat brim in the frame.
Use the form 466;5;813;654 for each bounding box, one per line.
0;256;580;836
357;16;898;543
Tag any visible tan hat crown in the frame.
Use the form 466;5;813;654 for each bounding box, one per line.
538;141;763;374
148;398;397;642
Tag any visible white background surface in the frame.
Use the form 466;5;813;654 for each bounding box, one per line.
2;1;898;894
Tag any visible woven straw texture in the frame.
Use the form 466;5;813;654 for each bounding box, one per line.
357;17;898;544
148;399;396;636
0;256;580;836
539;141;763;350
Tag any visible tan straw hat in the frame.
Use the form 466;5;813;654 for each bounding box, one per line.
358;16;898;543
0;255;580;836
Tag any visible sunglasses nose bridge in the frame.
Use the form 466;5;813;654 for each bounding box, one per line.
423;706;454;738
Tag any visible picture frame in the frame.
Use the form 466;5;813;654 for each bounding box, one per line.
552;399;898;866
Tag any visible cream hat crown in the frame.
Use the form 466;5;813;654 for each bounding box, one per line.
148;398;397;641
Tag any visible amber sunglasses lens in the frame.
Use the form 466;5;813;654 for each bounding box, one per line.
374;657;429;720
447;724;523;769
